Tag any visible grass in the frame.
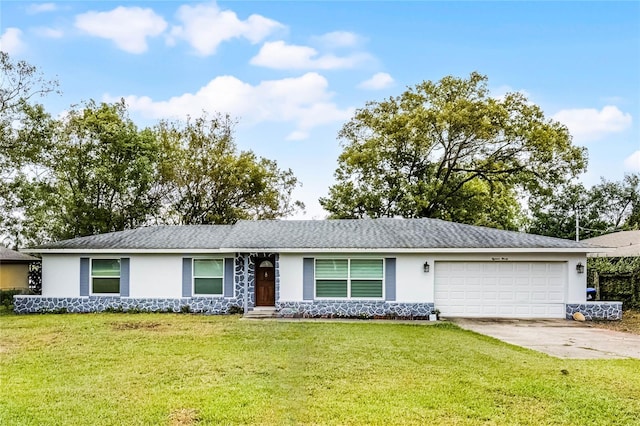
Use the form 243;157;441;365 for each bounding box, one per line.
591;309;640;335
1;314;639;425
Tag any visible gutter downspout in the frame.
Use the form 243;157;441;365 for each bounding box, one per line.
243;255;249;314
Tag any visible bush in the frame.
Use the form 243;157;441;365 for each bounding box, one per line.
588;257;640;309
0;289;33;309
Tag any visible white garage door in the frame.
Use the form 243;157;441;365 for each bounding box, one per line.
434;262;566;318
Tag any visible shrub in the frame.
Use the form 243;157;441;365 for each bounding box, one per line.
0;289;32;309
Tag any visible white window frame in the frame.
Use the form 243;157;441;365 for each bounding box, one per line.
314;258;385;300
90;257;121;296
192;258;225;297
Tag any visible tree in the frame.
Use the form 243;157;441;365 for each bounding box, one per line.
155;114;303;224
0;51;59;157
1;100;163;246
529;173;640;240
319;72;587;230
49;100;163;239
0;52;59;247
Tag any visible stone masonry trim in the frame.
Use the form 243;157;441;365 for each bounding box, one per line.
277;301;435;319
566;302;622;321
13;295;242;314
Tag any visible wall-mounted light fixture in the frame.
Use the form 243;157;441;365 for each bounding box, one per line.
423;261;430;273
576;262;585;274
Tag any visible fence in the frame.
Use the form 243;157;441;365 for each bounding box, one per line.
591;271;639;310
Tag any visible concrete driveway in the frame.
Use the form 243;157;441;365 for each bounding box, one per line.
451;318;640;359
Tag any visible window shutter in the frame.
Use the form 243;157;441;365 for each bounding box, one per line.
385;258;396;301
182;258;192;297
224;258;234;297
303;257;314;301
80;257;90;296
120;258;130;297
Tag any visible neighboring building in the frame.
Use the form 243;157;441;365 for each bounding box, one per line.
582;231;640;258
0;246;39;291
16;218;620;320
583;231;640;309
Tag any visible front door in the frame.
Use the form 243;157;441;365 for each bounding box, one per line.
255;259;275;306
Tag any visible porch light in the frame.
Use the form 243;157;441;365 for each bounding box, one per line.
423;261;430;273
576;262;585;274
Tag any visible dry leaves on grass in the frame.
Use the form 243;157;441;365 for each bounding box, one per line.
110;322;163;331
168;408;200;426
591;309;640;335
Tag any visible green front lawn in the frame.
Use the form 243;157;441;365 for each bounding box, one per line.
1;314;639;425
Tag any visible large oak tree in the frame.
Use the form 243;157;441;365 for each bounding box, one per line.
320;72;587;230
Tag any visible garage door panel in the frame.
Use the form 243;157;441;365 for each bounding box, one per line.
435;262;566;319
498;290;513;299
483;291;498;300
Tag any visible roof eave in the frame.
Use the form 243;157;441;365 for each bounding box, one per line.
25;246;601;254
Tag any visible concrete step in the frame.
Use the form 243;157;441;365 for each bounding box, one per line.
243;308;277;319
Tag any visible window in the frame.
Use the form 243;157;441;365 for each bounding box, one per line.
91;259;121;294
193;259;224;295
315;259;383;299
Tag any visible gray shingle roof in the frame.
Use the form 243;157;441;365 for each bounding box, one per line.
582;230;640;257
228;218;593;249
33;218;594;251
0;246;40;262
36;225;233;250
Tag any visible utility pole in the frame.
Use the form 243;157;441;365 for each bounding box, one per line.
575;210;579;242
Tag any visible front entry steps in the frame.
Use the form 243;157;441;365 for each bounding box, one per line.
243;307;277;319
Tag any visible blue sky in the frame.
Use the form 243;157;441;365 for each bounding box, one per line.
2;1;639;219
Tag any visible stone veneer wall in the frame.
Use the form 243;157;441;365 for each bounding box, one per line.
277;301;435;319
234;252;279;310
566;302;623;320
13;296;242;314
15;252;282;314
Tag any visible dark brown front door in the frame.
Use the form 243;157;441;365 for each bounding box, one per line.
255;260;275;306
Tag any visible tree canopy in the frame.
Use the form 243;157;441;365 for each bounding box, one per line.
0;53;303;247
155;114;303;225
529;173;640;240
320;72;587;229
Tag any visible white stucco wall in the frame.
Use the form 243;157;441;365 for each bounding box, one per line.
41;253;237;299
395;254;431;302
42;255;80;297
128;254;183;298
40;251;588;305
278;254;303;301
276;252;588;304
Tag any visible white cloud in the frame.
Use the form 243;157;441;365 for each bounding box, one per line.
313;31;362;48
75;7;167;54
168;2;284;56
250;40;371;70
0;28;25;55
27;3;57;14
112;72;353;140
624;150;640;171
552;105;633;143
286;131;309;141
33;27;63;38
358;72;394;90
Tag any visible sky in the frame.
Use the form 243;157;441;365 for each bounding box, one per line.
1;1;639;220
